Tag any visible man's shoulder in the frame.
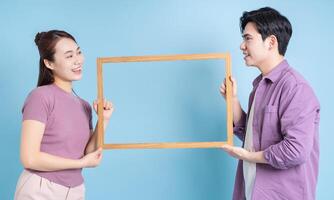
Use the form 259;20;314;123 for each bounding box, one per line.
281;66;308;87
280;66;319;104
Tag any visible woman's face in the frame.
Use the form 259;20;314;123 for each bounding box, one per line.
47;37;84;83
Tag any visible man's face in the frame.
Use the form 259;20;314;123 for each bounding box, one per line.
240;22;271;68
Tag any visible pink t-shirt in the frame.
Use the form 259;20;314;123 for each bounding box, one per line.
22;84;93;187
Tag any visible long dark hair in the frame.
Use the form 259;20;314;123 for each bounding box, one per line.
34;30;76;87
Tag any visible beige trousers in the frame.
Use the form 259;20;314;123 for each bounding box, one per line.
14;170;85;200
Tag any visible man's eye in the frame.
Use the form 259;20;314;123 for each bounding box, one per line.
66;55;73;58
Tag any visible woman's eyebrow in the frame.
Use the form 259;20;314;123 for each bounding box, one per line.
64;47;80;54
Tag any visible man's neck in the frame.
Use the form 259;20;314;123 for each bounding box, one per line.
258;55;285;76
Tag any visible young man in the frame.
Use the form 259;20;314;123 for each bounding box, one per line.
220;7;320;200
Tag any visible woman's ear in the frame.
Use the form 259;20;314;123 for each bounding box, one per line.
43;59;54;70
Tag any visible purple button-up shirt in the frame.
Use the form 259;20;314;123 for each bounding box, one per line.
232;60;320;200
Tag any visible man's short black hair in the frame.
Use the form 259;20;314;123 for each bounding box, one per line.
240;7;292;56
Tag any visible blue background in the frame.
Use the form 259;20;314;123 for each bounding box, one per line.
1;0;333;199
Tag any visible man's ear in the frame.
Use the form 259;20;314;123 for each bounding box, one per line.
267;35;278;50
43;59;54;70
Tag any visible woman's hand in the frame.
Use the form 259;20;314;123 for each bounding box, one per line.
93;99;114;121
80;148;103;168
85;99;114;154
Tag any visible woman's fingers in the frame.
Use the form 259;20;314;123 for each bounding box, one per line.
93;99;114;111
103;100;113;110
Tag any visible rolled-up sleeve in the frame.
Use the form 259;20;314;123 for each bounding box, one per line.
263;83;320;169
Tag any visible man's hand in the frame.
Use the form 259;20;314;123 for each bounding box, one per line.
220;76;238;100
221;144;268;164
221;144;250;161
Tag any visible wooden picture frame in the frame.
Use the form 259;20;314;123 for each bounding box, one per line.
96;53;233;149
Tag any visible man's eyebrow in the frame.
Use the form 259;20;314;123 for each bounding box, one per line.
242;33;252;38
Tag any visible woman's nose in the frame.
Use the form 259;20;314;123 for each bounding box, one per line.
75;54;84;65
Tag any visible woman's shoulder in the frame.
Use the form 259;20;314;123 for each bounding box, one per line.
22;85;56;117
26;84;55;101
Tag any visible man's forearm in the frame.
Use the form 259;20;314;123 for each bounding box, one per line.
232;98;244;124
247;151;268;164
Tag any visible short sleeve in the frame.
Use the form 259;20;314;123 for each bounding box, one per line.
81;99;93;130
87;104;93;130
22;89;50;124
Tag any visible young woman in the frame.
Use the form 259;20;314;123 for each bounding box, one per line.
14;30;113;199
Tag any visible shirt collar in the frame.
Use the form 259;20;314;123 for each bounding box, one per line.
252;59;290;86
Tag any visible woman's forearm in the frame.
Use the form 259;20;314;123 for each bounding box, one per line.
21;151;84;171
85;120;109;154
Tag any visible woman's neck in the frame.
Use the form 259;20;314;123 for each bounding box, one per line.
53;78;72;93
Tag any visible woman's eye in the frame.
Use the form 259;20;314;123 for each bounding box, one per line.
66;55;73;58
